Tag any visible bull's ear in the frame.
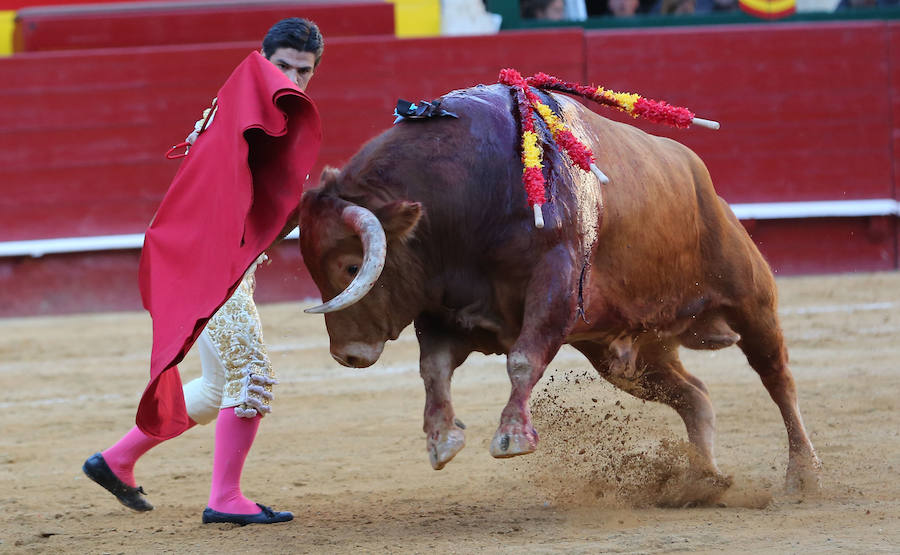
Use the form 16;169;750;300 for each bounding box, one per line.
319;166;341;190
375;201;422;241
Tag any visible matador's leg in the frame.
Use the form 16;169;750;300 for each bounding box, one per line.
203;256;278;418
182;332;227;424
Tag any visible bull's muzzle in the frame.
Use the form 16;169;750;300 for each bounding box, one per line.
331;341;384;368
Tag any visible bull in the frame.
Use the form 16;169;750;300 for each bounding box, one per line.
298;83;821;494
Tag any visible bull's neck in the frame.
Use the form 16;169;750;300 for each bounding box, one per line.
384;237;429;338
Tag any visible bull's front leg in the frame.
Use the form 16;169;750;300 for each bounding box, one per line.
490;246;579;458
415;321;472;470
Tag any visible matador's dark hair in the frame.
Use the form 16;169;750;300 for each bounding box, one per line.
261;17;324;67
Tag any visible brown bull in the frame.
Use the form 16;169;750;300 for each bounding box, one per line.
298;84;821;494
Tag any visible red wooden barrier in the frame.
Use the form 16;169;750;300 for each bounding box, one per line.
0;29;585;242
2;0;156;9
741;218;897;275
584;22;894;204
309;29;586;187
887;23;900;269
890;23;900;204
0;29;586;315
0;24;897;316
13;1;393;52
0;44;251;241
583;22;897;280
0;242;317;316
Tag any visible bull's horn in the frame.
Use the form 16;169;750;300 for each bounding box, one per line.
304;205;387;314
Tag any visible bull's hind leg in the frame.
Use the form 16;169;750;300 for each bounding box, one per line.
728;302;821;492
490;246;579;459
415;323;471;470
573;338;731;492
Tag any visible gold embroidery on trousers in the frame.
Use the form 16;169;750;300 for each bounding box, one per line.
206;267;277;418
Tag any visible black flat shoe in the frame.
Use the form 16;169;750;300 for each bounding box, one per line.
202;503;293;525
82;452;154;512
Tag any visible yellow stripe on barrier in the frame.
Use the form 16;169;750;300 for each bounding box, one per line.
385;0;440;38
0;11;14;56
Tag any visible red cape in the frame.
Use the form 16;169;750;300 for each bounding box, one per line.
136;51;321;439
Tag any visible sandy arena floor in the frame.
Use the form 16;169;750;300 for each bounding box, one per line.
1;271;898;553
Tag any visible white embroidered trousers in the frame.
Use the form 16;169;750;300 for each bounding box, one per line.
182;256;277;424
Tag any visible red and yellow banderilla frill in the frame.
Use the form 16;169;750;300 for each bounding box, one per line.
499;69;719;228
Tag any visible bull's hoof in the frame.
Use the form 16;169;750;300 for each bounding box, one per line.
698;470;734;498
785;457;822;493
489;426;538;458
428;428;466;470
656;469;733;508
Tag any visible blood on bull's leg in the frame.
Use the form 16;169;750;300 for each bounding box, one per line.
490;246;579;459
415;326;471;470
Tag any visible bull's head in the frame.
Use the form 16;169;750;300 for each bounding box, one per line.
299;167;423;368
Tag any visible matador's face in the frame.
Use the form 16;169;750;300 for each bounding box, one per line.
265;48;317;91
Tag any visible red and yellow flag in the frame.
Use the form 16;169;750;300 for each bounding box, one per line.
739;0;796;19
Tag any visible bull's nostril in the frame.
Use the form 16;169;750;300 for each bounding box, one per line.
331;353;350;367
346;355;361;367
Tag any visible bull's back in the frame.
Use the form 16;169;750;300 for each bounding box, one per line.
349;86;768;333
385;86;548;266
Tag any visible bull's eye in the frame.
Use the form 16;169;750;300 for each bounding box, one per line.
347;264;359;276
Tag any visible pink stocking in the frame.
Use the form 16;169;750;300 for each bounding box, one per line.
207;408;262;514
101;420;196;487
